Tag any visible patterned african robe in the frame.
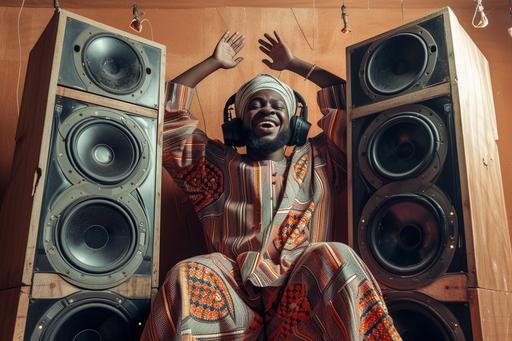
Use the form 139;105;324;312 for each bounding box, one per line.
141;82;401;341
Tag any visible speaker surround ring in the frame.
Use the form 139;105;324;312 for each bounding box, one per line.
357;181;458;290
29;291;146;341
43;183;149;289
359;25;438;100
384;291;466;341
57;106;151;193
73;29;152;102
358;104;448;189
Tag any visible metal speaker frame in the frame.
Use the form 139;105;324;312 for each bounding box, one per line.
358;104;448;189
384;291;466;341
357;181;458;290
359;25;438;101
43;183;149;289
59;17;161;109
56;105;151;194
28;291;147;341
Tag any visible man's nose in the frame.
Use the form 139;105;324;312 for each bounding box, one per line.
260;104;275;115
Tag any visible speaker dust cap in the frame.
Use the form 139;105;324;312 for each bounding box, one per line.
29;291;146;341
357;181;458;290
57;105;151;193
385;291;466;341
43;183;149;289
358;104;447;189
359;25;438;100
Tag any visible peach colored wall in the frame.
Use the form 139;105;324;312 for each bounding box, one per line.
0;4;511;276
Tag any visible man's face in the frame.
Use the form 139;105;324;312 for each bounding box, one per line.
242;89;292;152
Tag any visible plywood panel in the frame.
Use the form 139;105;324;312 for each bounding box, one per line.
0;0;508;9
469;288;512;341
447;9;512;292
1;6;511;283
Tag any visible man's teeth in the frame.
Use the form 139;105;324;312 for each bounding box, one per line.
258;121;276;128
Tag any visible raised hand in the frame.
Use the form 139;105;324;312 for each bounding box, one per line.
258;31;295;71
212;31;245;69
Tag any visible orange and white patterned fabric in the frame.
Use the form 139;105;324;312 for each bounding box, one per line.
141;82;401;340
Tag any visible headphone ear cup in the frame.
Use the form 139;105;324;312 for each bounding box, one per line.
222;117;245;147
287;116;312;146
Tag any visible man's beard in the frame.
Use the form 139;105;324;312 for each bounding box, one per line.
243;127;292;153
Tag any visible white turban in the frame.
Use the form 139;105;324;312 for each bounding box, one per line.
234;73;296;120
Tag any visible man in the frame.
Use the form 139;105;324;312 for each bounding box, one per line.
142;31;401;340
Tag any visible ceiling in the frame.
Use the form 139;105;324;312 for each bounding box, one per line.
0;0;508;9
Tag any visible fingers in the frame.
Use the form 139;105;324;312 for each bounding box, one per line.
220;31;230;42
263;33;278;45
273;30;282;43
261;59;275;69
234;57;244;65
233;38;245;54
258;39;273;50
226;31;242;44
259;45;271;56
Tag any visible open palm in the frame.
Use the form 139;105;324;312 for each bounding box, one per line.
212;31;245;69
258;31;294;71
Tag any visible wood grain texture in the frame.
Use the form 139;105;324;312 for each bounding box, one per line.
350;82;451;119
469;288;512;341
0;10;63;289
32;273;152;298
446;8;512;292
152;46;166;289
56;86;158;118
0;0;508;9
1;6;511;284
0;287;30;341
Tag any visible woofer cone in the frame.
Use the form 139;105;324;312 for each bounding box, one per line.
368;114;438;180
366;33;428;95
385;292;466;341
83;35;144;95
68;118;140;185
367;195;445;275
57;198;137;274
30;292;146;341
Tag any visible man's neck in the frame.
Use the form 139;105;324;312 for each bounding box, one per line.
247;148;286;161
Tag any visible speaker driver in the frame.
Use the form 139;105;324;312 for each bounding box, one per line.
359;26;438;99
58;198;137;274
358;104;447;189
358;182;457;290
57;106;151;192
29;291;146;341
68;118;140;185
83;34;144;95
44;184;149;289
384;292;466;341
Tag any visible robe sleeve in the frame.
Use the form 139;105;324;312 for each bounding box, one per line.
162;81;224;212
316;82;347;155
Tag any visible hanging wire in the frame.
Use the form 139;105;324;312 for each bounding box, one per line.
400;0;404;25
472;0;489;28
15;0;26;117
291;8;315;50
194;88;208;135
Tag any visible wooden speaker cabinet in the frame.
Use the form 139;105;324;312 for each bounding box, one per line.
0;9;165;340
347;7;512;341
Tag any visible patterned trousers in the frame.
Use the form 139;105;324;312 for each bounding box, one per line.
141;242;401;340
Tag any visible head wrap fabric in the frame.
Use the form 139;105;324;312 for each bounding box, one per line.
234;73;296;120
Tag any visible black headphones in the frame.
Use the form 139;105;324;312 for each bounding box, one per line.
221;90;311;147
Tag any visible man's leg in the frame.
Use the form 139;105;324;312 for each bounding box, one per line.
266;242;401;341
141;253;264;340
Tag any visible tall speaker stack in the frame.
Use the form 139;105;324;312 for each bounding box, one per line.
347;7;512;341
0;9;165;340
